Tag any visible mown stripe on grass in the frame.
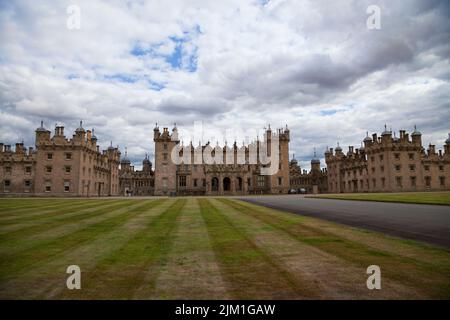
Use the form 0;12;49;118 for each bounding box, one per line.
63;199;187;299
220;198;450;299
0;198;105;214
0;199;123;230
0;199;132;241
147;198;230;299
0;199;171;299
199;198;319;299
0;200;160;281
0;199;104;219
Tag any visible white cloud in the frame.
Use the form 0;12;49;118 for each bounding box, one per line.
0;0;449;169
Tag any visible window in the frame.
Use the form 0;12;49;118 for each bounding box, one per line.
424;165;430;171
5;167;11;174
278;177;282;186
379;155;383;161
394;153;400;160
25;166;31;174
380;166;384;172
440;177;445;186
163;153;168;161
193;179;198;187
371;167;375;173
65;166;71;173
395;165;401;171
372;179;376;188
64;181;70;192
45;181;51;192
203;179;206;187
163;143;168;150
396;177;402;187
179;176;186;187
410;176;416;187
24;180;31;187
162;177;168;188
408;153;414;160
439;165;444;171
371;156;375;162
65;153;72;160
409;164;415;171
248;178;251;187
47;153;53;160
425;176;431;187
46;166;52;173
4;180;11;187
381;178;385;188
257;176;265;187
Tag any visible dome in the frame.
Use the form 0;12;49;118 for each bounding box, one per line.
75;120;85;133
381;124;391;136
290;154;298;165
311;148;320;164
91;128;97;141
411;125;422;136
36;120;48;132
335;142;342;152
363;131;372;142
143;154;152;166
121;147;130;164
446;133;450;144
121;157;131;165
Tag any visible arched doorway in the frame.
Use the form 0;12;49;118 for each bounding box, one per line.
237;177;242;191
223;177;231;191
211;177;219;191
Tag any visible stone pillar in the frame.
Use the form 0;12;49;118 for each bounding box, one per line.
230;176;235;195
218;175;223;195
312;185;319;194
243;176;248;194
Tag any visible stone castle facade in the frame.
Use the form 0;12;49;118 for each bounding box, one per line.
118;150;154;196
0;121;120;196
152;125;291;196
325;126;450;193
289;150;328;194
2;121;449;196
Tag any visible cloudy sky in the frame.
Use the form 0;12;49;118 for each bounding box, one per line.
0;0;449;169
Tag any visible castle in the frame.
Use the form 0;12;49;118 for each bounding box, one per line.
1;121;448;196
325;126;450;193
152;124;291;195
0;121;120;196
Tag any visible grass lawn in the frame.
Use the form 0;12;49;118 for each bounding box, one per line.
0;197;449;299
309;191;450;205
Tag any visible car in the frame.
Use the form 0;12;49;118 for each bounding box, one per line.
288;189;298;194
298;188;307;194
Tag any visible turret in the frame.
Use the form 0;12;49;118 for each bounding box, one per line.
411;125;422;146
75;120;86;141
142;154;152;172
311;148;321;171
35;120;51;145
120;147;131;171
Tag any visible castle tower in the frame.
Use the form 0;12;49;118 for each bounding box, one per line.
35;120;51;146
142;154;152;172
411;125;422;146
154;124;180;195
311;148;321;172
120;147;131;171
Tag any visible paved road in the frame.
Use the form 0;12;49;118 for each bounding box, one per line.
239;195;450;249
